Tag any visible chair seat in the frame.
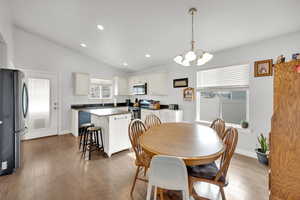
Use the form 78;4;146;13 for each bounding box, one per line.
187;162;226;183
87;126;102;131
80;123;94;128
135;152;151;168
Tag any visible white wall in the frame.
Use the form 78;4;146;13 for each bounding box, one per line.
129;66;196;122
0;0;14;67
131;31;300;157
13;27;129;133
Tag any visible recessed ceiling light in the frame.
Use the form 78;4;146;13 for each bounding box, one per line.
145;54;151;58
80;43;87;48
123;62;128;66
97;25;104;31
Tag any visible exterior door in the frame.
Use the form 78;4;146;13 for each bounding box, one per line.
23;71;59;139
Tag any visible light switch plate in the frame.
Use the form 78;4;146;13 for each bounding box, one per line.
1;161;8;170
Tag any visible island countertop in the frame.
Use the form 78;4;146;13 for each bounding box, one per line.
78;108;131;117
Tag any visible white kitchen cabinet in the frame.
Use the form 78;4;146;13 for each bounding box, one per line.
114;76;129;96
91;113;131;157
147;72;168;96
73;72;90;96
159;109;183;123
141;109;183;123
141;109;160;122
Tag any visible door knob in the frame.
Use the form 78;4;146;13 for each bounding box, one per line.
0;121;2;125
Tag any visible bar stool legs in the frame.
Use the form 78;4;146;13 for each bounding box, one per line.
82;127;104;160
99;129;104;150
78;123;94;151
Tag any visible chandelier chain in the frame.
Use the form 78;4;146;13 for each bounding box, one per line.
191;9;195;50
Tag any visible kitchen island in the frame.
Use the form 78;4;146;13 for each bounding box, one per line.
72;107;131;157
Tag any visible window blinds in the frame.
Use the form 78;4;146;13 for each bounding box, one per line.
197;65;249;88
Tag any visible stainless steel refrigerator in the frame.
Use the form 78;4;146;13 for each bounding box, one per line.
0;69;28;176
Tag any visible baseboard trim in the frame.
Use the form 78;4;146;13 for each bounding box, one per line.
235;148;257;159
23;132;57;140
60;130;72;135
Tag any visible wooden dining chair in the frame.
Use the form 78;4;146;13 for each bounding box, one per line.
128;119;150;196
210;118;226;139
145;114;162;129
187;127;238;200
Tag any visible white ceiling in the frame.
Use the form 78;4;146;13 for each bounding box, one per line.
12;0;300;71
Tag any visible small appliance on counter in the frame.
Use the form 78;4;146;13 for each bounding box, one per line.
169;104;179;110
133;98;139;107
140;99;160;110
149;101;160;110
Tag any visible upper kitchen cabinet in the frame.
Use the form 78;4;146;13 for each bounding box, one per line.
128;75;147;85
114;76;129;96
73;72;90;96
147;72;168;96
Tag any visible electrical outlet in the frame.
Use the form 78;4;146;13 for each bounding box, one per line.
1;161;8;170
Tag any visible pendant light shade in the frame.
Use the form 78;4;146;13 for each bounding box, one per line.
174;8;213;66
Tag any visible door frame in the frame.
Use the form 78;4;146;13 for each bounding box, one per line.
18;69;60;140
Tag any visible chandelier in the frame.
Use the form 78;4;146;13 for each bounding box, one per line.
174;8;213;66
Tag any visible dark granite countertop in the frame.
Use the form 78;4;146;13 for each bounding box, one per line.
71;103;130;110
79;108;131;117
71;103;170;110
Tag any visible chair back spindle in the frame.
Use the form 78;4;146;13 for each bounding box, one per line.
145;114;162;129
215;127;238;181
210;118;226;139
128;119;147;163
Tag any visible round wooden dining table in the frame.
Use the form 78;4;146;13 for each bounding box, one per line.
140;122;225;166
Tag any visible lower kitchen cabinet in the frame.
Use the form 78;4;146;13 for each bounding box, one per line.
141;109;183;123
91;113;131;157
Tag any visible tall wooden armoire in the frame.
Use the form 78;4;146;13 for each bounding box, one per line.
270;60;300;200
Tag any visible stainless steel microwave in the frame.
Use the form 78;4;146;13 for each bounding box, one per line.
133;83;147;95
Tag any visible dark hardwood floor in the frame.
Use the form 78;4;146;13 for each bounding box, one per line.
0;134;268;200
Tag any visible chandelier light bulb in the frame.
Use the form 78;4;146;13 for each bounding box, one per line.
197;57;206;66
182;59;191;67
203;52;213;63
185;51;197;62
174;55;183;64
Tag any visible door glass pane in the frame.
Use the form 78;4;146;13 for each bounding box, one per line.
28;78;50;129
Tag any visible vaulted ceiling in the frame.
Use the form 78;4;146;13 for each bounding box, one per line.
12;0;300;71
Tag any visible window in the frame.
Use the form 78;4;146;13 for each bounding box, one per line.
196;65;249;126
89;78;113;99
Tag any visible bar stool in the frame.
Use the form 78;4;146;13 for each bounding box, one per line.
78;123;94;151
83;126;104;160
